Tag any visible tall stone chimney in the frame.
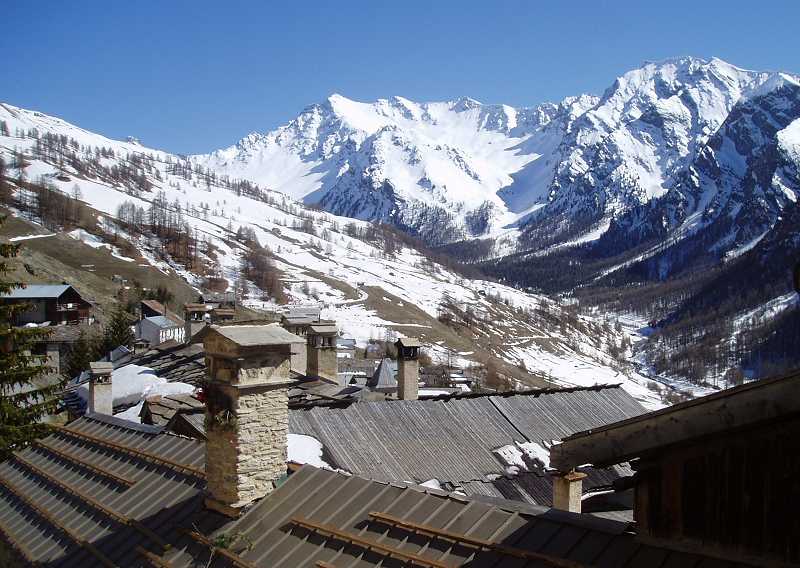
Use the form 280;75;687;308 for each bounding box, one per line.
88;361;113;415
395;337;420;401
306;324;338;381
201;324;303;517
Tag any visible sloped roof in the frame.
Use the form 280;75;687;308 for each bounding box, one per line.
289;385;646;506
0;420;751;568
142;393;204;426
366;358;397;389
143;315;177;329
0;283;71;299
130;341;206;385
552;369;800;471
140;299;183;324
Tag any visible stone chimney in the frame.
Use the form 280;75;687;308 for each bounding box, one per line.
306;324;338;381
88;361;113;415
395;337;420;400
552;470;587;513
201;324;303;517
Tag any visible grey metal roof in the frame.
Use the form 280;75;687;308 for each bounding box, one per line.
0;417;753;567
0;283;71;299
366;358;397;389
308;324;337;334
288;385;648;506
210;324;304;346
144;315;177;329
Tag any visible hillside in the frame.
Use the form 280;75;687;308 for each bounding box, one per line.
0;102;665;408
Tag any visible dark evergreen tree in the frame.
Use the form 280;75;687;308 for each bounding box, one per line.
62;330;99;381
0;216;61;461
100;305;135;356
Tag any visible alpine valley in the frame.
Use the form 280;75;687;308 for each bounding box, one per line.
2;56;799;404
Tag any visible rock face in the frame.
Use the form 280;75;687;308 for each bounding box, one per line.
191;93;599;244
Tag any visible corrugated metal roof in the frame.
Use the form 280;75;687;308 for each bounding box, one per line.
288;385;648;505
0;418;752;567
0;283;71;299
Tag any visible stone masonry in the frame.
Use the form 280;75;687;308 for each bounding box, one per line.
202;324;302;516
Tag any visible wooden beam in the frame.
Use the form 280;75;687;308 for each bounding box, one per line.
0;474;118;568
368;511;586;568
550;370;800;470
55;425;205;478
33;440;136;487
290;516;451;568
136;546;173;567
182;529;259;568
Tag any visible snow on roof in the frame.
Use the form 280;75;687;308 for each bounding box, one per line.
76;364;163;408
287;433;334;469
0;284;72;299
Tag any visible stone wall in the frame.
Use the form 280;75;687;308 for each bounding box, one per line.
205;381;289;508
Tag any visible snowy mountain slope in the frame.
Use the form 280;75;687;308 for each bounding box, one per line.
0;101;664;408
593;70;800;279
192;94;596;244
191;57;794;258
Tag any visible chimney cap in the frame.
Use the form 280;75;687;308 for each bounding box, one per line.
308;324;337;335
204;324;304;347
395;337;421;348
89;361;114;374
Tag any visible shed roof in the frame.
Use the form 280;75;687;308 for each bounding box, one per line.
308;324;337;334
551;369;800;471
204;324;304;347
0;283;72;299
142;393;204;426
396;336;420;347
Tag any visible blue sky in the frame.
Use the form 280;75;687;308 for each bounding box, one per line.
3;0;798;154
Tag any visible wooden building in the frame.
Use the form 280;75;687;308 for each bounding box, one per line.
0;283;92;325
551;371;800;566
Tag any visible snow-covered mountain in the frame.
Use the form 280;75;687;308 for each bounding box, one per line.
0;100;666;408
192;57;798;262
192;93;598;244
